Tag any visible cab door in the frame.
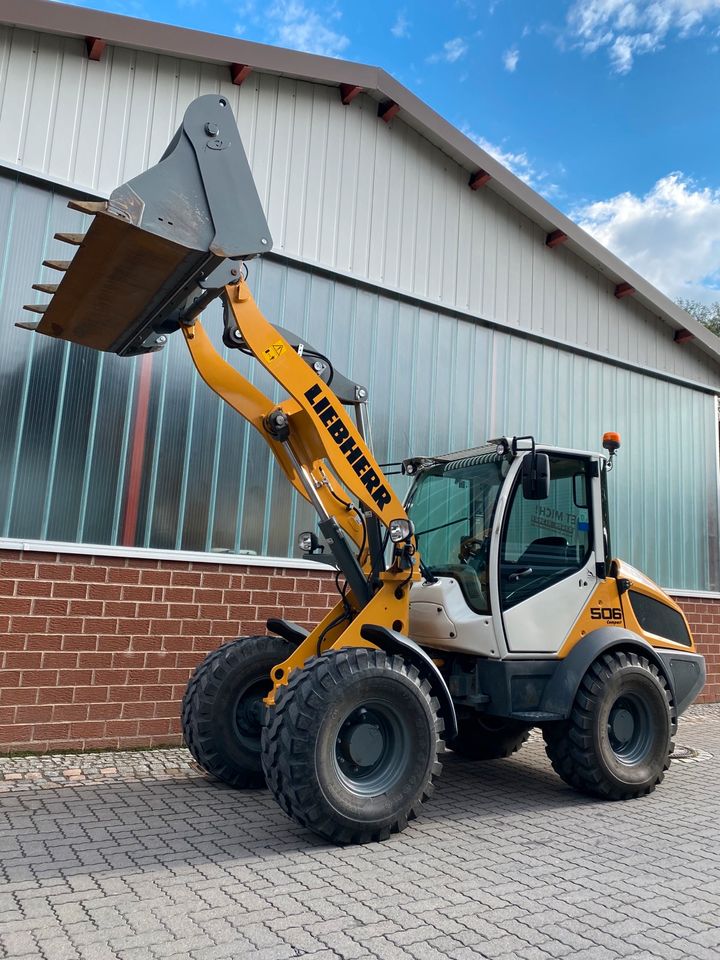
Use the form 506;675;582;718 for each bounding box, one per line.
496;454;598;654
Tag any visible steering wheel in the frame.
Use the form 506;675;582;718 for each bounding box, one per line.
459;528;491;569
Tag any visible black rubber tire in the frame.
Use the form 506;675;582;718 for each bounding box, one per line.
261;648;444;844
450;715;531;760
543;650;675;800
182;635;295;788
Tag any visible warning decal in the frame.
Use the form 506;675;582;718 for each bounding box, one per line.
263;341;287;363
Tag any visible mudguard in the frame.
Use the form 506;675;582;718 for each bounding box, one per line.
540;626;705;718
360;624;458;739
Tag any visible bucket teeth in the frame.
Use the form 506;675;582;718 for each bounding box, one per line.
42;260;71;272
15;320;40;331
67;199;107;216
32;283;58;294
54;232;86;246
23;303;48;314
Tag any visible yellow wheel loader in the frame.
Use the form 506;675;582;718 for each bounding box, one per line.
20;95;706;844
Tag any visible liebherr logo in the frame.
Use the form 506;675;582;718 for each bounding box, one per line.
304;384;392;512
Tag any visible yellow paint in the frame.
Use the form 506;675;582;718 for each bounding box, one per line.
182;317;364;550
226;282;411;534
558;559;696;657
264;575;412;704
557;577;625;658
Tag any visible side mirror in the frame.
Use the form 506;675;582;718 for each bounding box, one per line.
522;452;550;500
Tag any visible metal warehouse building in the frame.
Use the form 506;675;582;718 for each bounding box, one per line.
0;0;718;751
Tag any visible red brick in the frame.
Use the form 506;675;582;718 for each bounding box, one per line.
52;581;89;599
87;583;121;600
41;651;79;669
0;561;37;578
108;567;142;584
108;685;142;701
37;685;73;704
32;598;70;616
139;569;172;585
51;703;89;721
2;597;33;614
72;565;108;583
68;599;104;616
5;652;43;669
120;585;154;601
169;571;197;586
61;635;98;651
17;579;52;597
201;572;232;588
73;686;110;703
40;562;73;580
0;687;37;705
15;704;53;723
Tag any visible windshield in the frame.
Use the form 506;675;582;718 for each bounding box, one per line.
406;452;507;614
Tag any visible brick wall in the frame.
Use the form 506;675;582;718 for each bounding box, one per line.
1;548;718;753
671;594;720;704
0;550;336;753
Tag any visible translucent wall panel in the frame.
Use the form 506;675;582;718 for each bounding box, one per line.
0;171;718;587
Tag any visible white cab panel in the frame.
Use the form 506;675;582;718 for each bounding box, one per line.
502;555;597;653
409;577;498;657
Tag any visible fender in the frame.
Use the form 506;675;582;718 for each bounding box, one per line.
266;618;309;646
539;626;680;718
360;624;458;740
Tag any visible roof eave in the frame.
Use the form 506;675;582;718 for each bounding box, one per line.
2;0;719;367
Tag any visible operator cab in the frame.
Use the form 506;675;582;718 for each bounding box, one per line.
404;439;607;658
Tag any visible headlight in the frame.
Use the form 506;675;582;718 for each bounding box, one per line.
389;519;414;543
298;531;316;552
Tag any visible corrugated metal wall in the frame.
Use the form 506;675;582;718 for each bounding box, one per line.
0;23;719;389
1;169;717;588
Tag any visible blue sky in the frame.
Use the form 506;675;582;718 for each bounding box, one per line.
70;0;720;303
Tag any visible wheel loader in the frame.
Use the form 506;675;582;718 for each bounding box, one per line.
19;95;706;844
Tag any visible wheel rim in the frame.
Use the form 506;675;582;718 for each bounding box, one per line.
333;700;407;796
232;678;269;753
607;693;653;764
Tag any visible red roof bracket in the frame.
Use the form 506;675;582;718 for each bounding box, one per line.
614;282;635;300
469;169;491;190
340;84;363;105
674;328;695;344
378;99;399;123
546;229;568;249
230;63;253;86
85;37;106;61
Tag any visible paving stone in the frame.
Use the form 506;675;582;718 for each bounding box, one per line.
0;712;716;960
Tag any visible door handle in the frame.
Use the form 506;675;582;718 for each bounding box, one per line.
508;566;533;582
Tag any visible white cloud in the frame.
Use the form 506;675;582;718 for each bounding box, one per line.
240;1;349;57
566;0;720;72
428;37;469;63
391;10;410;38
461;126;546;191
574;173;720;301
503;46;520;71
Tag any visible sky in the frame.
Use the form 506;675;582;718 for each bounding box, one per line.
64;0;720;304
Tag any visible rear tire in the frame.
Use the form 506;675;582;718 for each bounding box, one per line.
543;650;674;799
261;648;444;844
450;715;531;760
182;635;295;788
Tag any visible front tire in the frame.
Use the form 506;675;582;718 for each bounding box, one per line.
450;715;531;760
544;650;674;799
182;635;295;788
262;648;444;844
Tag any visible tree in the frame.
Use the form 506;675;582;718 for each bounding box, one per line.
677;298;720;337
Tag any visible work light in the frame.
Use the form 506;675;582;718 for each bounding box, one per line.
389;519;414;543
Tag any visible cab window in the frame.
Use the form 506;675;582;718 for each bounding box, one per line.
500;456;592;609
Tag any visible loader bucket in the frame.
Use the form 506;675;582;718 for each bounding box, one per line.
20;95;272;357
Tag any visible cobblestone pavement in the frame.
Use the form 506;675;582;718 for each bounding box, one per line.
0;707;718;960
